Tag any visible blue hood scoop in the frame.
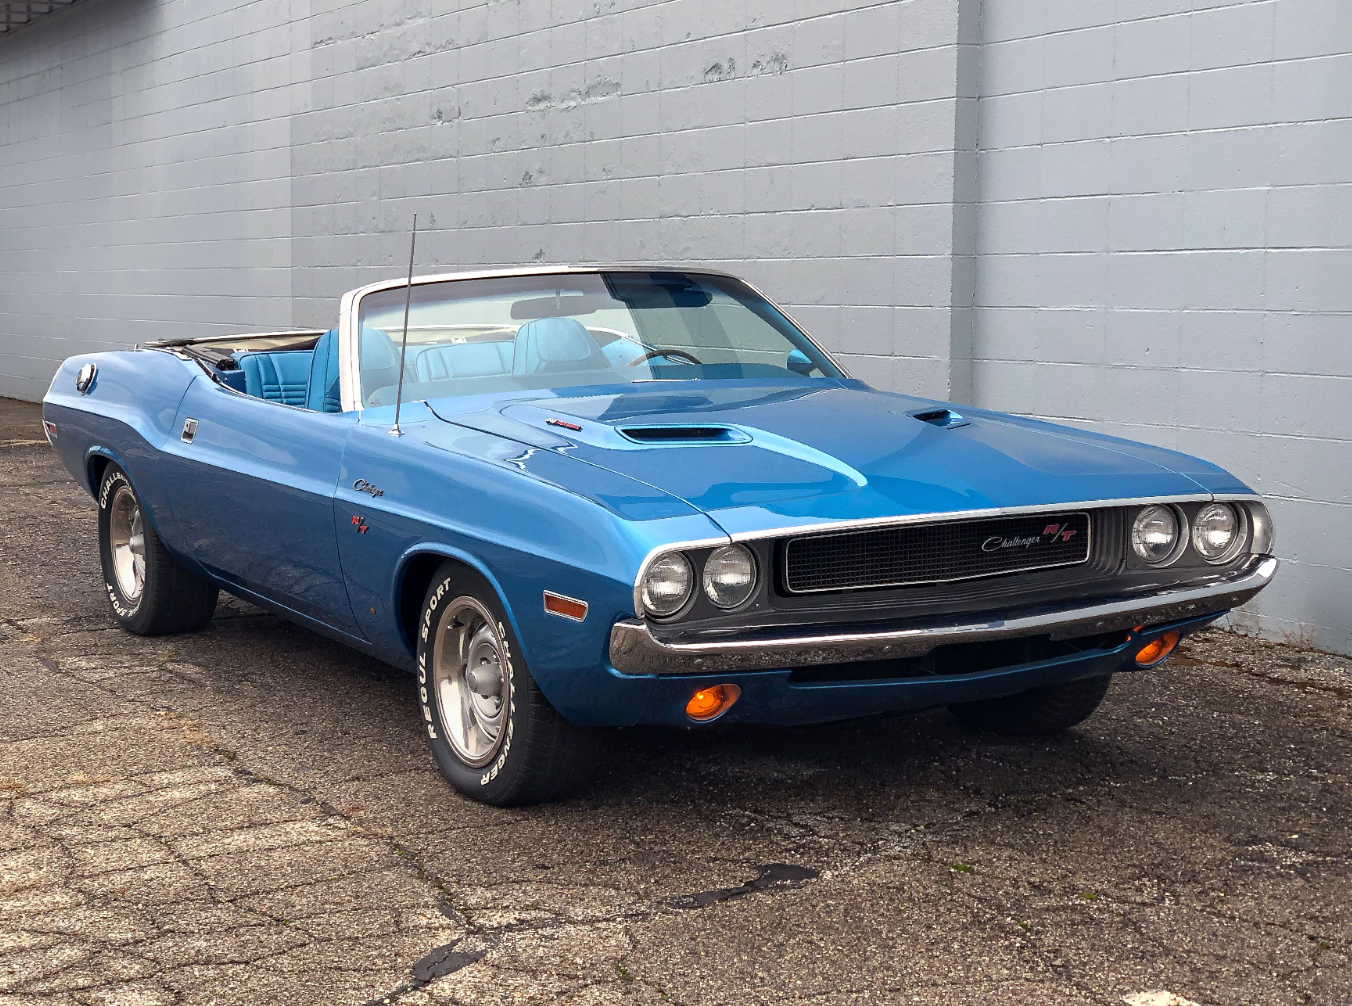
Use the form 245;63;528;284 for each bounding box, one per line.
618;425;749;444
909;407;970;430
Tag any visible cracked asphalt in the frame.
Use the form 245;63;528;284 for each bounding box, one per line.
1;396;1349;1006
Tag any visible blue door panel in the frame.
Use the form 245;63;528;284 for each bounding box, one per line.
161;379;364;635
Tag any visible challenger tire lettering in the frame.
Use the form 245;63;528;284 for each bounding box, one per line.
99;470;140;619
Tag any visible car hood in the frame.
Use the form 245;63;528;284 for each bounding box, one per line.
428;380;1248;536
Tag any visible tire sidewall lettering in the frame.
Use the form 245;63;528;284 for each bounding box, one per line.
480;624;516;786
99;468;141;619
418;576;520;789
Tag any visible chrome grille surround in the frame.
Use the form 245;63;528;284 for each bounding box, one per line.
783;510;1093;594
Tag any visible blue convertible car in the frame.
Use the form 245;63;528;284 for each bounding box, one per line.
43;268;1277;804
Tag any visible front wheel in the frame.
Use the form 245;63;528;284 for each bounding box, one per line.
416;563;598;805
97;464;219;635
948;674;1113;736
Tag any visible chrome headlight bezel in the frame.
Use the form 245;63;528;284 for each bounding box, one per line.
640;551;694;618
1131;504;1187;567
1246;501;1275;556
1192;502;1247;565
702;544;758;609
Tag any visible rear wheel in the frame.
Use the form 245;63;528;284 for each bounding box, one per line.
416;562;598;805
97;464;218;635
948;674;1113;736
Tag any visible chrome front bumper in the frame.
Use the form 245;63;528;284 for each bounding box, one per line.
609;556;1278;676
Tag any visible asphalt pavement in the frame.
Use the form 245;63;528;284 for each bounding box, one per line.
1;396;1348;1006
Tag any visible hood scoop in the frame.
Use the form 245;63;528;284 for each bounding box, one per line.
618;424;750;445
909;407;970;430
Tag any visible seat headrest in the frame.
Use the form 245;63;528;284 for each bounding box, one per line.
512;318;607;375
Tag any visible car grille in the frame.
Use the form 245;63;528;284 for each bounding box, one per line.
783;511;1092;594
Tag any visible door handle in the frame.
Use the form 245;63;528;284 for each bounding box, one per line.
181;418;199;444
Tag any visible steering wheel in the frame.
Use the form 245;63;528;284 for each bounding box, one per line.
627;348;703;367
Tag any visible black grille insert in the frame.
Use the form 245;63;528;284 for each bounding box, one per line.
783;511;1092;594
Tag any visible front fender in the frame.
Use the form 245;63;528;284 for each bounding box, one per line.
335;416;725;726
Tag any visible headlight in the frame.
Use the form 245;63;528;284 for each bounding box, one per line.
702;545;757;609
1132;505;1181;565
641;551;693;617
1192;502;1243;563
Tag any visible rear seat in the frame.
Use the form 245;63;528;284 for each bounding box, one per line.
235;350;312;407
232;329;342;412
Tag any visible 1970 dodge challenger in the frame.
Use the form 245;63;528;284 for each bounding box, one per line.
42;267;1277;804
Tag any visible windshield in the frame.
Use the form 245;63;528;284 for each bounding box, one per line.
355;271;841;406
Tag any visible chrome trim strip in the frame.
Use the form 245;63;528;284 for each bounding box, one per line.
781;510;1093;594
144;330;327;348
723;494;1242;543
633;535;733;617
609;557;1278;676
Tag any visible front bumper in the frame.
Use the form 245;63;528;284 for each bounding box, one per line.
609;556;1277;676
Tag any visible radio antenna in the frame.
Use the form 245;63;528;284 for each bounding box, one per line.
390;213;418;437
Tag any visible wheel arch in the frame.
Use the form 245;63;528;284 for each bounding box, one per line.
84;446;125;497
393;545;523;661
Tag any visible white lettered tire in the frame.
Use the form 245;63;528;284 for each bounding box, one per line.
416;562;598;805
97;463;219;636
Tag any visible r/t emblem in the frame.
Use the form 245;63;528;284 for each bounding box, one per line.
351;515;369;535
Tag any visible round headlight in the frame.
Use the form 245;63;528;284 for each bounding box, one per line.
702;545;757;609
1132;505;1180;565
641;552;693;617
1192;503;1242;563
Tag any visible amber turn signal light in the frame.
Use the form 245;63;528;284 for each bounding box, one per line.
686;684;741;722
543;591;588;622
1135;630;1181;667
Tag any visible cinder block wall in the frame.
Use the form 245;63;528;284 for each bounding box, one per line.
972;0;1352;653
2;0;1349;653
287;0;975;398
0;0;309;401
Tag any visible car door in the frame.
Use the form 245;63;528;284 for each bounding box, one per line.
162;377;365;638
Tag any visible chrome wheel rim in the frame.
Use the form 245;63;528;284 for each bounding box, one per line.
432;597;509;768
108;484;146;602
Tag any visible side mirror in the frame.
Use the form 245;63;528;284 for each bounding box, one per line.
787;349;814;376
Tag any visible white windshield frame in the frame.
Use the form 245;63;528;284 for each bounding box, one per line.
336;266;847;414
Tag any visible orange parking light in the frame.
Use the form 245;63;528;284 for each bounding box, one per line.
686;684;741;722
1135;631;1181;667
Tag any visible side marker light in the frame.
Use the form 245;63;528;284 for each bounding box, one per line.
543;591;588;622
1135;631;1181;667
686;684;741;722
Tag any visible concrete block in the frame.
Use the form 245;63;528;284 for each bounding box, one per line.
1188;62;1275;130
1043;25;1115;89
980;36;1045;96
1113;12;1190;79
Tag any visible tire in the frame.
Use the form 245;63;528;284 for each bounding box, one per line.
97;464;219;636
416;562;598;806
948;674;1113;736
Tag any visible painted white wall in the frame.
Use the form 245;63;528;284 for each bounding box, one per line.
973;0;1352;654
285;0;975;399
1;0;1349;652
0;0;312;401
